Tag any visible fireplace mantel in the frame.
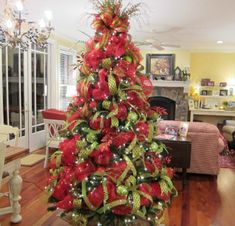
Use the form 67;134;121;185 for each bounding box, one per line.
151;80;190;93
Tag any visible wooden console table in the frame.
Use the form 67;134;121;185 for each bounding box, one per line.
190;109;235;122
158;136;191;188
1;146;28;223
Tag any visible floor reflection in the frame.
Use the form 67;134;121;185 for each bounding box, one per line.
216;168;235;226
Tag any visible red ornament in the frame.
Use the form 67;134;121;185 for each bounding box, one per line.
166;167;175;179
91;69;110;101
52;176;72;201
91;144;113;166
134;121;149;141
112;131;135;147
151;182;170;201
89;101;97;109
75;160;96;182
56;195;74;210
88;184;104;208
127;91;145;110
110;102;127;121
59;135;80;166
139;183;152;206
85;48;105;70
112;205;132;215
90;117;111;130
137;75;153;97
107;161;127;179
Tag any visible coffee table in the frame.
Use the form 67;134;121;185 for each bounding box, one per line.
157;136;191;188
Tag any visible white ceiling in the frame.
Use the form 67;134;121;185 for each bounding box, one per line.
2;0;235;50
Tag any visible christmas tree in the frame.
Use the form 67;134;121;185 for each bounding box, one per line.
47;0;177;225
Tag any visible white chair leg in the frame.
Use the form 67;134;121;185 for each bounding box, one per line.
44;146;49;168
9;169;22;223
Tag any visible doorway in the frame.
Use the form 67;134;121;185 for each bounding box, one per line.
0;45;50;151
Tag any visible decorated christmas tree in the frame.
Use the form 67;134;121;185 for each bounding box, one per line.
47;0;177;225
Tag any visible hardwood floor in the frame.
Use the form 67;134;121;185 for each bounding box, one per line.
1;161;235;226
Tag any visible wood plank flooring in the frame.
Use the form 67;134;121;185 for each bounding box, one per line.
1;161;235;226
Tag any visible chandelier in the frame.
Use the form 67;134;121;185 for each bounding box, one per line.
0;0;53;49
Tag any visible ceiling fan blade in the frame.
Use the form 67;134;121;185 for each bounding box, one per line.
152;44;164;50
161;43;180;48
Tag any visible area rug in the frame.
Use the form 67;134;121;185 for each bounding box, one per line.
21;154;45;166
219;153;235;169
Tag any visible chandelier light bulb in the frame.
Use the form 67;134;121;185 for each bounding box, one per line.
39;19;46;28
44;10;53;21
15;1;24;11
5;19;13;28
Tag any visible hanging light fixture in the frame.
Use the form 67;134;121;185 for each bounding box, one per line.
0;0;53;49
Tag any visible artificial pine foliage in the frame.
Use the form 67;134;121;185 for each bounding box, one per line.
47;0;177;225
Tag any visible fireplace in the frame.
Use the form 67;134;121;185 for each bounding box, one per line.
151;86;188;121
149;96;176;120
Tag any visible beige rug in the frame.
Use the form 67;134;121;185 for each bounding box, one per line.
21;154;45;166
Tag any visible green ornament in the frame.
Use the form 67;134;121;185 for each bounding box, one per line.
151;112;158;120
127;112;138;122
76;140;87;149
86;133;96;143
150;142;159;151
124;55;133;63
102;58;112;69
117;185;128;195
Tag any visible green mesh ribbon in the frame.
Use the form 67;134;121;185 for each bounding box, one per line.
124;155;137;176
106;102;118;118
160;175;176;193
50;151;62;168
132;191;140;212
82;181;97;211
147;122;154;142
118;89;126;100
97;199;127;214
125;175;136;188
79;147;93;159
111;116;119;128
125;135;137;154
102;178;109;208
76;140;87;149
108;73;117;95
97;32;110;49
132;145;145;160
79;141;98;158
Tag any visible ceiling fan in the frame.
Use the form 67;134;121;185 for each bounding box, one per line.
135;38;180;50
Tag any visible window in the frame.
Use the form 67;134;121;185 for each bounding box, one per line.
59;50;77;110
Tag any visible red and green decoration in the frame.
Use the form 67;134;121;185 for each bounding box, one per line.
47;0;177;225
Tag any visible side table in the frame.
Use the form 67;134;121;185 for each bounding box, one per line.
158;136;191;188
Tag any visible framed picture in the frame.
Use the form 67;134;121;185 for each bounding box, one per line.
219;82;227;87
188;99;195;110
173;66;182;81
207;81;215;86
146;54;175;80
164;125;178;136
201;78;210;86
220;89;228;96
201;90;208;96
179;122;189;137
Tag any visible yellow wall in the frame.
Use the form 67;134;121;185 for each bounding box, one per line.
51;33;84;52
190;52;235;87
